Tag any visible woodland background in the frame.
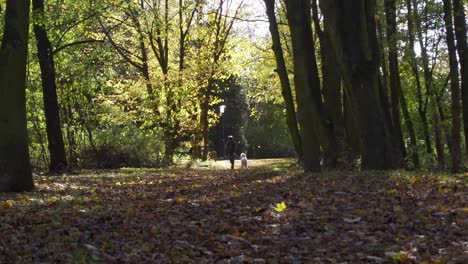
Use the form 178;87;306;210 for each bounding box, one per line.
0;0;467;176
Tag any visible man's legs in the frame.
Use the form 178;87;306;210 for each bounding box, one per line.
229;154;235;169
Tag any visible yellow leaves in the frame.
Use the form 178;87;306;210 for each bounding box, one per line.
396;253;412;264
176;196;189;203
127;208;137;218
274;201;287;213
115;180;139;187
387;252;412;264
0;200;15;211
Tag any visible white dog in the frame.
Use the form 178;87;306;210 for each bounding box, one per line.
240;153;248;169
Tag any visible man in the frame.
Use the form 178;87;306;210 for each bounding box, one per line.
225;135;236;169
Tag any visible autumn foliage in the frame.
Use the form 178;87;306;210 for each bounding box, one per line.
0;160;466;262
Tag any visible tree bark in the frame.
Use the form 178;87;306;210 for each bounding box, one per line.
384;0;420;168
384;0;406;161
33;0;68;173
264;0;303;161
452;0;468;157
400;88;420;168
406;0;432;154
0;0;34;192
442;0;462;173
414;0;447;167
432;101;445;169
285;0;332;172
311;0;346;168
320;0;401;170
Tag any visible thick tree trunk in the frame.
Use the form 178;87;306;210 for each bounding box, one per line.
452;0;468;157
320;0;401;170
343;88;362;165
312;0;346;168
442;0;462;173
33;0;68;173
384;0;406;161
264;0;303;161
0;0;34;192
285;0;332;172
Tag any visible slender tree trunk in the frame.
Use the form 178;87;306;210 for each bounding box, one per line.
384;0;406;161
415;0;446;166
400;86;420;168
377;19;404;167
435;81;453;153
442;0;462;173
406;0;432;154
0;0;34;192
33;0;68;173
264;0;303;161
197;0;240;162
285;0;331;172
453;0;468;156
200;84;211;161
63;91;78;168
432;100;445;169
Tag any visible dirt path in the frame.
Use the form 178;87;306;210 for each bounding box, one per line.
0;162;467;263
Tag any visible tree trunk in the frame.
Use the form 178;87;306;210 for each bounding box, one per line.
414;0;447;166
312;0;346;168
399;86;420;168
285;0;331;172
406;0;432;154
384;0;406;161
453;0;468;157
442;0;461;173
343;88;362;166
320;0;401;170
387;0;420;168
33;0;68;173
264;0;303;161
432;100;445;169
0;0;34;192
200;86;210;161
435;81;453;153
377;18;404;168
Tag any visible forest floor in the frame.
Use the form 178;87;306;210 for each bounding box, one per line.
0;159;467;263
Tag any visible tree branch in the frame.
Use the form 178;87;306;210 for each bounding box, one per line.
53;39;104;55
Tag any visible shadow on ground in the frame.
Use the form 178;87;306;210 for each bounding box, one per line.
0;160;467;263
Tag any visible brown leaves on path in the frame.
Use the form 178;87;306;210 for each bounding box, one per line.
0;161;467;263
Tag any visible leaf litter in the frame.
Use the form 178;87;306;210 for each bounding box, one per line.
0;162;467;263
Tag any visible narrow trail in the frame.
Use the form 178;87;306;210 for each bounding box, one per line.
0;161;467;263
